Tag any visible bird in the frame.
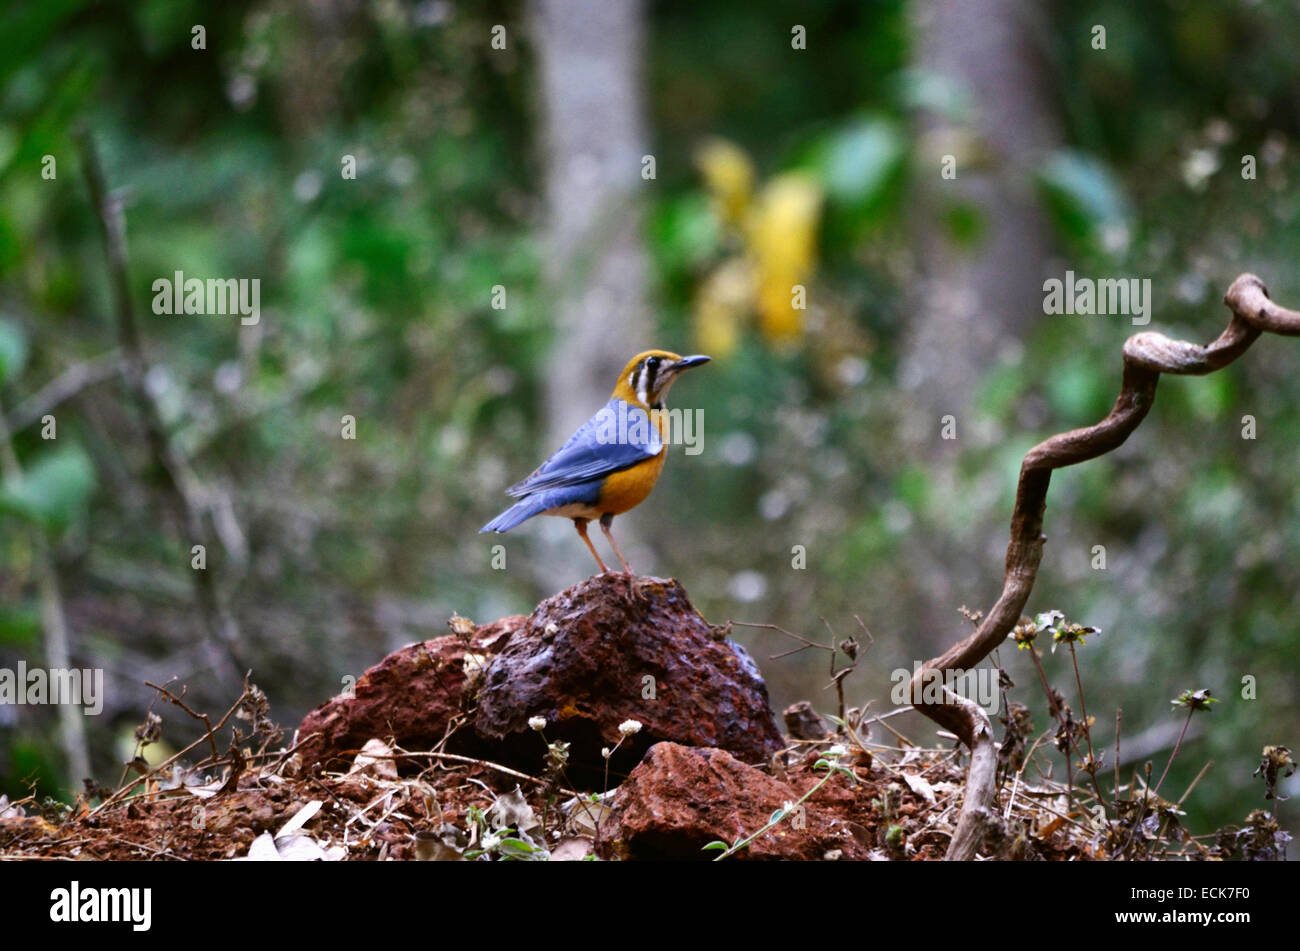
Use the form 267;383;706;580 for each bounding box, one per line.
480;350;710;577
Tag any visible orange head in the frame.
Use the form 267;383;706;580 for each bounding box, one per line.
610;350;711;409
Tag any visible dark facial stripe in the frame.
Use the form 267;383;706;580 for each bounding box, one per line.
644;358;658;396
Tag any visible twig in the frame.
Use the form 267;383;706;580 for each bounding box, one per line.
1120;762;1156;858
385;749;582;800
1017;794;1097;837
736;617;867;731
1068;642;1112;822
144;680;218;764
1114;708;1122;801
1177;760;1214;807
4;350;126;432
1153;705;1195;795
99;833;179;860
858;705;916;747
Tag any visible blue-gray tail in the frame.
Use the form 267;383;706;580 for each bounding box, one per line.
483;488;573;533
480;497;545;533
480;483;598;533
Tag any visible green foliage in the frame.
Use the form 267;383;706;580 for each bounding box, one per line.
1036;150;1131;254
1045;362;1112;422
0;318;27;384
808;116;906;211
0;603;40;648
6;741;59;798
0;446;95;531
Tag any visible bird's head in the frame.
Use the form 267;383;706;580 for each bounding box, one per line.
611;350;711;409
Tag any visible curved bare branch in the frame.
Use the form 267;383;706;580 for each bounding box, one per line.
909;273;1300;858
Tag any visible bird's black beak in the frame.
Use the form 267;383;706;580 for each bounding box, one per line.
673;354;711;371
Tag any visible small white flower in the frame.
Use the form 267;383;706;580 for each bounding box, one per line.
601;747;611;759
618;719;642;737
782;800;795;813
528;716;546;732
481;832;501;851
825;744;848;758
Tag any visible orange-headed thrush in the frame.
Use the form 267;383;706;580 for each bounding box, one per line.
480;350;710;575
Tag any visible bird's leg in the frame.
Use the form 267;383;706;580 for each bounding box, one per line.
599;514;640;602
573;518;609;574
599;514;635;575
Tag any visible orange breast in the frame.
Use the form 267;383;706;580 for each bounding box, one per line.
597;450;666;514
596;407;669;515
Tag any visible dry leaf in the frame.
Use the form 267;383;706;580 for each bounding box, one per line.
1036;815;1066;839
348;738;398;781
276;800;324;839
563;795;612;836
550;837;595;861
903;773;937;804
487;786;539;832
237;828;346;862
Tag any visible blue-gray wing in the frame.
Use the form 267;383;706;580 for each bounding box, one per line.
507;399;662;497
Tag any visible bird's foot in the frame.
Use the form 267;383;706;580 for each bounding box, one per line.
594;568;643;602
621;570;646;603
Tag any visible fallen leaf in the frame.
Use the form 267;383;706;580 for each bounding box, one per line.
276;800;323;839
903;773;937;804
240;832;282;861
348;738;398;781
550;837;595;861
1036;815;1066;839
486;786;538;832
236;829;345;862
564;797;612;836
414;828;464;862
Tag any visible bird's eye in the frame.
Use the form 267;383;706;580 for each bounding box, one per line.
646;357;659;370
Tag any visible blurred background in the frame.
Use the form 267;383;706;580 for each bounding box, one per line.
1;0;1296;838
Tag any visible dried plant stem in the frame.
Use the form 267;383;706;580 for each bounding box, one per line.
1068;643;1112;822
1177;760;1214;807
1113;709;1122;800
89;681;253;818
144;681;220;763
1023;646;1074;813
1153;706;1195;796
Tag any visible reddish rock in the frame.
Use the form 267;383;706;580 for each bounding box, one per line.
601;742;870;860
294;615;524;771
474;574;784;780
784;700;833;740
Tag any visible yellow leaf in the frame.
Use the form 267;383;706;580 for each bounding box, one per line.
694;258;754;358
748;172;822;342
696;138;756;227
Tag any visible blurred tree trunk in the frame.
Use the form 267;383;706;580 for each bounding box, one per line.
531;0;653;587
904;0;1061;654
904;0;1059;410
